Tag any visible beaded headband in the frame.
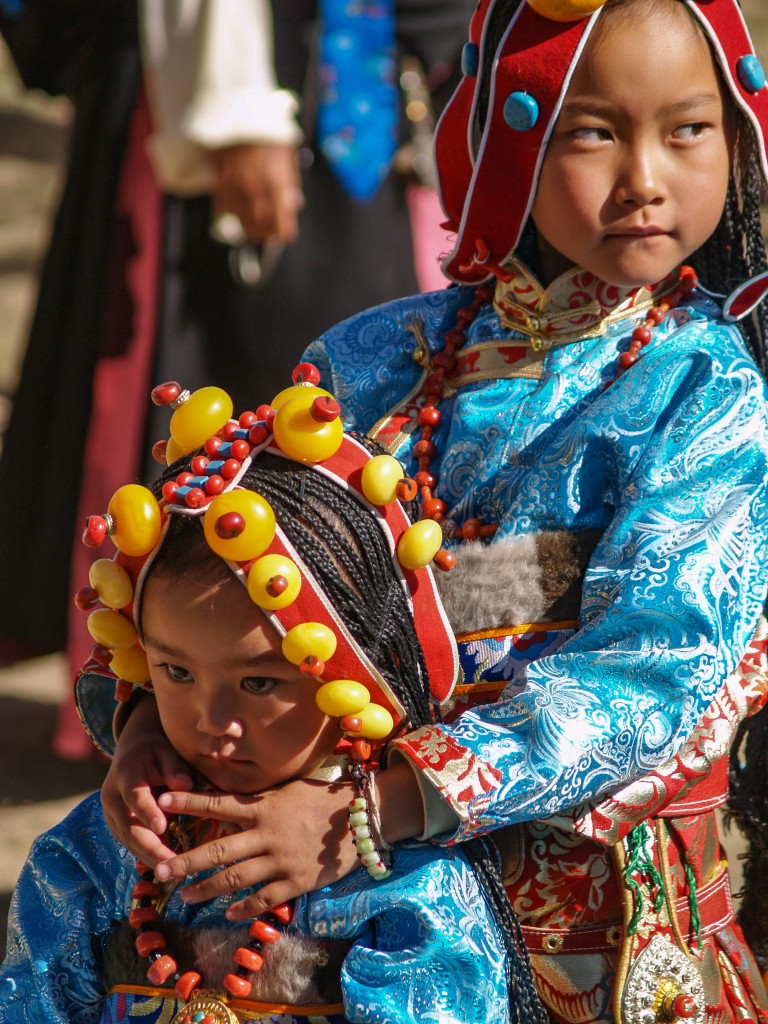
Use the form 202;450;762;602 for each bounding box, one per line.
435;0;768;284
74;364;459;759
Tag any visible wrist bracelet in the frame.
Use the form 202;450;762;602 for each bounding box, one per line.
348;796;392;880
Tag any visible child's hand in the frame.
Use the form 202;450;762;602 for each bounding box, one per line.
100;694;193;865
151;778;359;918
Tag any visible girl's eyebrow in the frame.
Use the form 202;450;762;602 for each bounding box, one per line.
560;93;721;119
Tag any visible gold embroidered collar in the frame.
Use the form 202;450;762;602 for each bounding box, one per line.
493;258;681;350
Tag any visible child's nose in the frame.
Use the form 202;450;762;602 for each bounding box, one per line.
615;145;664;207
195;701;244;739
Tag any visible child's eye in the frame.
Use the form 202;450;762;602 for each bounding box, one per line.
242;677;277;695
673;122;706;140
164;663;192;683
571;126;612;143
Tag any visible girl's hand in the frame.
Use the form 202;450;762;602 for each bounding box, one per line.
100;695;193;865
152;779;359;918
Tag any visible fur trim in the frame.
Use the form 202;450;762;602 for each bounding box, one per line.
435;529;602;635
101;919;346;1003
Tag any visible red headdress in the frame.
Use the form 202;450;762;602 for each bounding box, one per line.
435;0;768;284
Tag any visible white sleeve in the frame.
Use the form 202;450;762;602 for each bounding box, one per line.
139;0;302;195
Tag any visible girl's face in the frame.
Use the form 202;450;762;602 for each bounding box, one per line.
531;3;731;287
141;570;341;794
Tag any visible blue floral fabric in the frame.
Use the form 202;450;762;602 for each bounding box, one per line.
305;282;768;837
0;793;510;1024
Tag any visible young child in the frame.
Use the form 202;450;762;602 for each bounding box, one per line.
0;384;548;1024
67;0;768;1021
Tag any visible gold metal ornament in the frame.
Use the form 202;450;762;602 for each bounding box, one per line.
171;990;240;1024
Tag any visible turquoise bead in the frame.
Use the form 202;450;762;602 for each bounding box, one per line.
737;55;766;94
461;41;479;77
503;91;539;131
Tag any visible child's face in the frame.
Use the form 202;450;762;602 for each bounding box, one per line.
140;570;341;794
531;3;731;287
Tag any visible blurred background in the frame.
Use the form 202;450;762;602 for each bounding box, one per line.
0;1;766;961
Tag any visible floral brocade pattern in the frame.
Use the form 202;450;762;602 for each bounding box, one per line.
306;266;768;838
0;794;510;1024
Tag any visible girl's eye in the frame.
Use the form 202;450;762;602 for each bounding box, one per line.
243;677;277;695
673;122;706;140
571;126;612;143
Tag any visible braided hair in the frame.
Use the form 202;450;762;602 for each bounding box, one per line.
149;443;550;1024
477;0;768;372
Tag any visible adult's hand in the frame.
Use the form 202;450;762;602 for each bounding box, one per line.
100;695;193;866
210;142;303;244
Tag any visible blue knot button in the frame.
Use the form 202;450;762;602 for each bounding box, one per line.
503;91;539;131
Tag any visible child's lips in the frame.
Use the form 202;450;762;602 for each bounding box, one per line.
606;225;669;238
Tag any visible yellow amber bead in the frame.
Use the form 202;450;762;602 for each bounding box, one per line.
396;520;443;570
107;485;162;557
109;645;150;684
165;435;189;464
360;454;405;506
272;396;344;464
270;383;330;410
315;679;370;717
357;702;395;740
247;554;302;609
87;608;137;649
203;491;276;562
88;559;134;610
526;0;604;21
282;622;338;665
170;386;233;451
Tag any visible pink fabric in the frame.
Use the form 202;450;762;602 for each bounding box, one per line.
55;89;163;759
406;184;451;292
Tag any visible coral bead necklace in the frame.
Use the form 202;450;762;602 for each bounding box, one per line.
130;855;293;1020
409;266;698;545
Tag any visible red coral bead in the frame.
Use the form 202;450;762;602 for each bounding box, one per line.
619;352;637;369
269;903;293;925
461;518;481;541
432;351;456;372
184;488;206;509
671;995;697;1019
214;512;245;539
128;907;160;928
266;575;289;597
221;459;241;479
413;439;436;459
90;644;112;667
204;475;225;496
231;439;250;461
418;406;441;427
223;973;252;998
421;497;446;518
249;919;281;944
311;396;341;423
339;715;362;733
299;655;325;677
135;930;166;957
174;971;202;1001
647;305;665;324
115;679;134;703
256;404;274;422
433;549;456;572
233;946;264;971
632;325;652;345
221;422;238;441
190;455;209;475
351;738;372;762
151;439;168;464
239;410;258;428
146;954;177;985
176;472;194;487
204;436;223;457
74;587;99;611
248;424;269;446
292;362;321;386
82;515;108;548
396;478;418;501
162;481;179;503
151;381;182;406
132;880;161;899
415;471;437;489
